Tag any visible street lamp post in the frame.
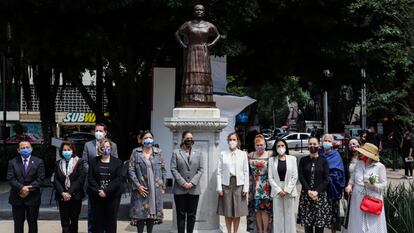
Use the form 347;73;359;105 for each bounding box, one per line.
361;68;367;130
323;69;333;134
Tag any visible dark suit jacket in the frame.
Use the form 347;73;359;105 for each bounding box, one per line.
87;156;123;199
7;156;45;206
54;158;86;201
82;140;118;171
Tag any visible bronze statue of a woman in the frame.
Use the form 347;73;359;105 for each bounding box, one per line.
175;4;220;107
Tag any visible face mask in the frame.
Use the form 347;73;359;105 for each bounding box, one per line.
228;141;238;149
102;147;111;155
62;151;73;160
309;146;319;154
255;145;265;153
184;139;194;147
361;156;368;162
277;147;286;155
95;131;105;140
348;145;358;153
322;141;332;150
20;148;32;158
143;138;154;147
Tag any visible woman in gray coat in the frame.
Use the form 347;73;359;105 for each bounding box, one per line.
129;131;167;233
171;131;205;233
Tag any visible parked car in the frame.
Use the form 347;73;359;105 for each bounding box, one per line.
64;132;95;143
262;128;273;141
331;133;348;150
0;133;45;144
282;133;311;150
266;132;310;150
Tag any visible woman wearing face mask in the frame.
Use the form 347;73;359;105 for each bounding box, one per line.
217;132;249;233
88;139;123;233
170;131;204;233
320;134;345;233
129;131;166;233
342;139;360;228
268;139;298;233
345;143;387;233
54;141;86;233
297;136;331;233
247;134;272;233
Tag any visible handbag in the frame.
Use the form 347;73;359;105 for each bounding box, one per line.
360;194;383;215
339;197;348;217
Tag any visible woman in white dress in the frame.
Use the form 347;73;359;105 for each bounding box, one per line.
268;139;298;233
345;143;387;233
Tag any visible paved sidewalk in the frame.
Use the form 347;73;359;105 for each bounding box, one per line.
0;152;409;233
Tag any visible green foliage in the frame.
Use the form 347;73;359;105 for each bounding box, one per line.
226;75;247;96
238;76;311;128
385;183;414;233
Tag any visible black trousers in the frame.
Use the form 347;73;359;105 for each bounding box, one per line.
174;194;199;233
58;199;82;233
12;204;39;233
90;196;121;233
305;226;324;233
404;158;413;176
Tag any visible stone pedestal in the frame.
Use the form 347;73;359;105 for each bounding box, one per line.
164;108;228;233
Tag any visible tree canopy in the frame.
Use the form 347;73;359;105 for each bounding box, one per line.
0;0;412;157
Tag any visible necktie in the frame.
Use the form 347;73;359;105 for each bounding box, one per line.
23;159;28;174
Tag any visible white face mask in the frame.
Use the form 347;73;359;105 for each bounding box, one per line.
277;147;286;155
95;131;105;140
228;141;238;149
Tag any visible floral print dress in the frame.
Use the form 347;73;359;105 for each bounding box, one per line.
249;156;272;212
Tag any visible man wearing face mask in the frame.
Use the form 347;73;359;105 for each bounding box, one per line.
7;141;45;233
82;123;118;233
320;134;345;233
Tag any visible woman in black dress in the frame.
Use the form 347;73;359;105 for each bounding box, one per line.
54;141;86;233
297;136;332;233
88;139;124;233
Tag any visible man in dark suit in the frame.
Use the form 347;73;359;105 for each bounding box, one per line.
7;141;45;233
82;123;118;233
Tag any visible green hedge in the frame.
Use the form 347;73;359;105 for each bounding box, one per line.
385;183;414;233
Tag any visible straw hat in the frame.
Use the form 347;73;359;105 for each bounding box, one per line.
355;143;380;161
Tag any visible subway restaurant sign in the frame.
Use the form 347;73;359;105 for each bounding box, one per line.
63;112;96;123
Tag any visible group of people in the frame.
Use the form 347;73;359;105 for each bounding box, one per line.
6;122;389;233
215;132;388;233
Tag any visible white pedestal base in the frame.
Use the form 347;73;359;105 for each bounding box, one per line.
165;108;228;233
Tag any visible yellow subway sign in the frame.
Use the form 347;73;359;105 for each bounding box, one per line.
63;113;96;123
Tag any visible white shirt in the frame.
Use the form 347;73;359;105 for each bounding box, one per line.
229;151;236;176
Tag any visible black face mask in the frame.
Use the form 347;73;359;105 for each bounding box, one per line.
184;139;194;147
309;146;319;154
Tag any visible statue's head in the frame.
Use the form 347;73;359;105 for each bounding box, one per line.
193;4;205;19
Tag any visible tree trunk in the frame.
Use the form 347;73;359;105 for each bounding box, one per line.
96;52;103;122
65;69;106;124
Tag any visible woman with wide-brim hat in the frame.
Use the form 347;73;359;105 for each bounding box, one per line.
345;143;387;233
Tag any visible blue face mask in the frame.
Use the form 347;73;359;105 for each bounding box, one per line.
62;151;73;160
322;142;333;150
20;148;32;158
143;138;154;147
103;147;112;155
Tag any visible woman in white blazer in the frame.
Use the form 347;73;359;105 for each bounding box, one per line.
217;132;249;233
268;139;298;233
